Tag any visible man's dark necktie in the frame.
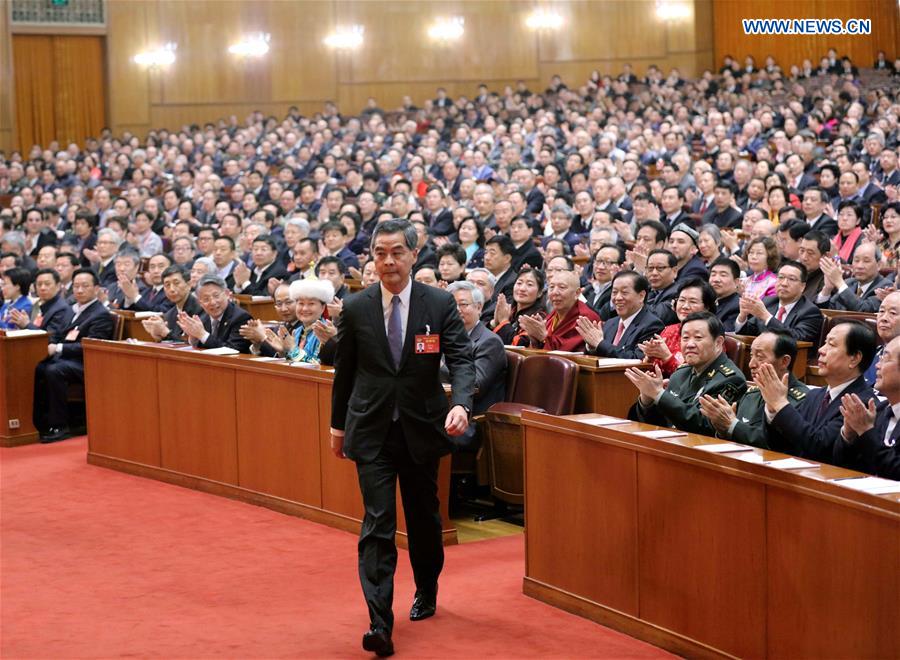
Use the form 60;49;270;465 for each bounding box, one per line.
818;390;832;415
210;318;220;338
388;295;402;367
884;407;897;447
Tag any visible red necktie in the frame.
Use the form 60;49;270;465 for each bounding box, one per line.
699;198;708;215
776;306;786;321
613;322;626;345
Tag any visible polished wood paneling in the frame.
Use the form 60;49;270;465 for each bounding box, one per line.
0;1;14;153
158;360;239;484
0;332;48;446
712;0;900;69
84;348;160;465
317;382;364;521
637;455;766;659
236;371;322;505
525;428;639;615
767;488;900;659
106;0;151;131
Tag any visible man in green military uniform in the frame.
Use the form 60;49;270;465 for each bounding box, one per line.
699;330;809;448
626;311;747;436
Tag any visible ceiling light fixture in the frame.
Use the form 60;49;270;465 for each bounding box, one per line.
133;43;177;68
525;8;564;30
324;25;364;50
427;16;465;41
655;1;690;21
228;33;271;57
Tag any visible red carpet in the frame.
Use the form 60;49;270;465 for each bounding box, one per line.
1;438;669;659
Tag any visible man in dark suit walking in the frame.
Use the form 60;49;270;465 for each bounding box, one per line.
330;219;475;657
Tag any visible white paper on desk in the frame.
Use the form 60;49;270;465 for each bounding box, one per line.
735;451;766;463
547;349;581;356
634;429;686;439
834;476;900;494
288;361;318;368
201;347;240;356
132;311;156;319
596;358;644;367
765;457;818;470
582;416;631;426
250;356;282;362
3;328;47;337
251;295;272;302
696;443;754;453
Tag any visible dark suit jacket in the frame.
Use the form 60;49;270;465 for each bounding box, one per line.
467;322;506;414
57;299;115;362
510;241;542;272
676;255;709;283
662;210;692;232
94;259;118;288
646;283;678;325
591;306;665;359
807;214;838;238
708;206;743;229
105;279;149;309
196;302;252;353
525;188;546;216
715;292;740;332
737;295;823;343
426;209;455;237
584;282;614;320
769;375;874;464
491;268;517;304
129;285;173;313
414;246;438;271
819;276;887;313
28;293;74;343
859;182;887;207
331;281;475;464
802;268;825;301
833;401;900;479
241;262;289;297
162;295;203;342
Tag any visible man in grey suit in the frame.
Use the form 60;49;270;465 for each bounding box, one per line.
330;220;475;657
445;280;507;451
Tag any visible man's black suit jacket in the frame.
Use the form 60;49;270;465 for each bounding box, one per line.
833;400;900;479
28;293;74;343
708;206;743;229
57;299;115;361
590;306;665;359
426;209;455;237
715;292;740;332
331;281;475;464
491;268;517;305
195;302;252;353
467;321;507;414
737;295;823;343
646;283;678;325
241;262;289;296
162;295;203;342
510;241;542;272
94;260;118;288
819;276;888;313
105;279;149;309
675;255;709;283
807;215;838;238
769;375;874;464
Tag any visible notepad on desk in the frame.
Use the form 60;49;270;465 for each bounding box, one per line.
2;329;47;337
633;429;686;439
547;350;581;356
132;311;157;319
249;356;282;362
833;476;900;495
765;457;818;470
595;358;644;367
582;416;631;426
201;347;240;356
696;443;754;453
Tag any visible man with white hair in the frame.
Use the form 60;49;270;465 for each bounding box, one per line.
445;281;506;450
466;267;497;323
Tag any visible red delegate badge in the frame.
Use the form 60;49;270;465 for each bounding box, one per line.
414;334;440;354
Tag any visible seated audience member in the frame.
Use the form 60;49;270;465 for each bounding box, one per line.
803;187;838;238
760;320;876;465
285;237;320;282
32;268;115;442
520;269;600;352
466;267;497;322
6;268;73;341
865;291;900;384
797;230;829;300
742;237;779;298
483;235;517;303
321;220;360;270
258;279;335;364
445;281;507;450
170;236;197;267
734;260;824;343
697;224;724;266
709;257;741;331
542;203;581;251
836;335;900;479
141;265;203;342
91;228;122;287
708;180;743;228
436;244;467;283
668;224;709;282
129;209;164;258
239;282;300;356
125;253;173;312
816;242;888;312
359;259;379;287
644;249;680;325
700;330;809;448
508;216;541;272
233;235;288;296
177;274;252;353
626;311;747;435
833;201;865;263
583;244;623;320
54;253;79;302
212;236;240;288
456;216;486;269
315;255;350;301
190;257;216;290
104;249;147;308
414;267;440;287
0;267;33;328
577;271;665;359
490;266;546;346
640;278;716;376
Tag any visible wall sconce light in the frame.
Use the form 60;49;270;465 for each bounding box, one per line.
228;33;271;57
133;43;177;68
525;8;564;30
324;25;365;50
655;1;690;21
427;16;465;42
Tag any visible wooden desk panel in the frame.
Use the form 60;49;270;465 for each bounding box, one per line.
234;294;279;321
113;311;155;342
766;488;900;659
84;347;160;466
158;360;239;485
236;371;322;506
525;431;638;616
0;331;48;446
637;455;766;659
317;383;365;524
574;366;640;418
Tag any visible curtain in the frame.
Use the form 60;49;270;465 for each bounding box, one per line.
13;35;106;152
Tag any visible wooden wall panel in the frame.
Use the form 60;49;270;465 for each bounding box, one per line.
712;0;900;69
0;0;14;153
106;0;151;131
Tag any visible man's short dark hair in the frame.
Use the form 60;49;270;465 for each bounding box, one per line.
805;186;829;204
252;235;278;252
371;219;418;251
637;220;668;244
761;329;798;371
161;264;189;282
801;230;830;256
838;320;878;373
662;185;684;199
648;248;677;268
778;259;808;282
315;255;347;276
715;179;737;196
777;218;810;242
321;220;348;237
486;234;515;256
544;237;572;256
57;253;80;268
612;270;650;295
710;256;740;279
73;267;100;286
595;243;625;264
215;235;236;251
34;267;61;284
681;310;724;339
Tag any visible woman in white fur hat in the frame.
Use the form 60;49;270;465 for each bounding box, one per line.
269;278;335;364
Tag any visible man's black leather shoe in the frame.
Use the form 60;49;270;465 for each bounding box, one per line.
362;627;394;657
409;591;437;621
40;427;73;443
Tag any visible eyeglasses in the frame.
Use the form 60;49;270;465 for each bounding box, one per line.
676;298;703;306
594;260;618;267
645;265;671;272
455;301;475;309
776;274;802;283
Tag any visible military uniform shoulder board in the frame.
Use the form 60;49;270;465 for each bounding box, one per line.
718;364;735;376
790;387;807;400
746;384;759;392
